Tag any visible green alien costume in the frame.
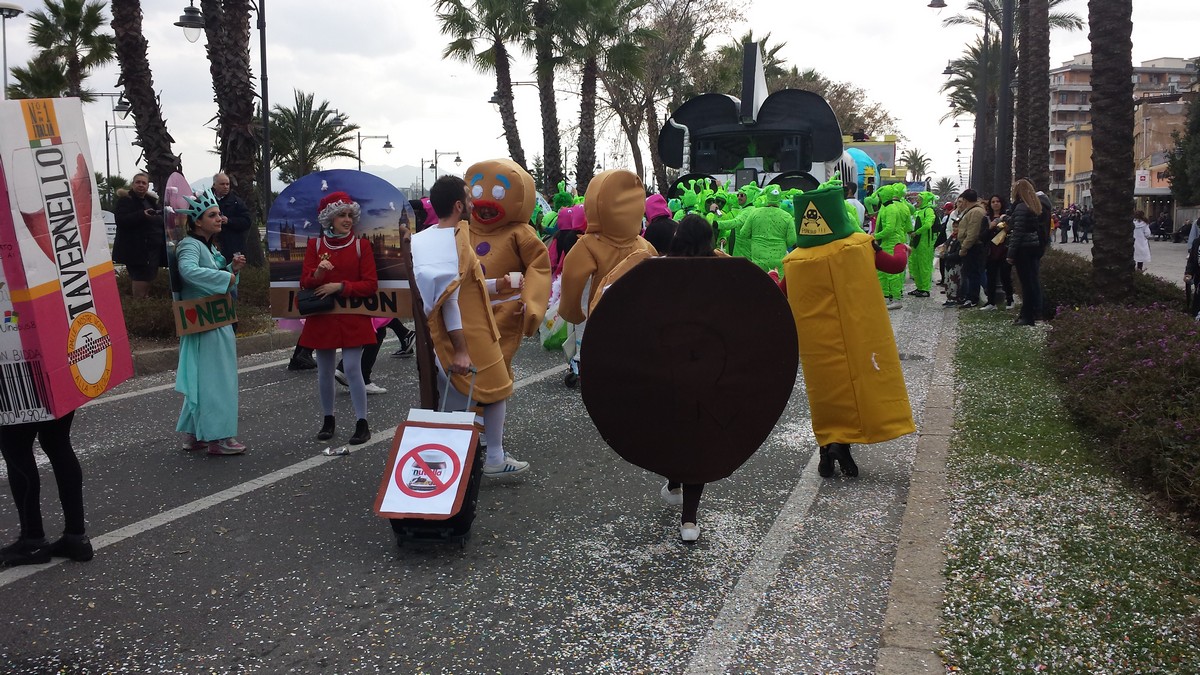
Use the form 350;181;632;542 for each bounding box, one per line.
908;191;936;293
737;184;797;275
873;183;912;300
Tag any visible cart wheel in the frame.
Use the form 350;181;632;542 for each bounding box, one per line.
564;372;579;388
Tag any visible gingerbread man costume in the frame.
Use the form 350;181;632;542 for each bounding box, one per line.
464;159;552;367
559;169;658;325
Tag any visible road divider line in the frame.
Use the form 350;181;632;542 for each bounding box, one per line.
0;364;564;589
684;448;824;674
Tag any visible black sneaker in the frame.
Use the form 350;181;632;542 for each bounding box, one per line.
46;534;93;562
959;300;978;309
317;415;335;441
348;419;371;445
392;332;416;358
288;351;317;371
0;537;50;567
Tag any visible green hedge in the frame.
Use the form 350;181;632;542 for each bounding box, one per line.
115;263;273;340
1041;248;1185;318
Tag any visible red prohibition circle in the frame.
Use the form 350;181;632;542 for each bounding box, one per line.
394;443;462;499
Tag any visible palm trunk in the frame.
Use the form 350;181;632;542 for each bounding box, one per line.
1012;0;1031;180
532;0;563;193
110;0;177;197
201;0;264;266
575;56;599;194
1026;0;1051;192
492;41;527;170
646;100;668;194
1088;0;1135;303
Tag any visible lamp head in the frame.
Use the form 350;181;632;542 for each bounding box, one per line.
174;1;204;43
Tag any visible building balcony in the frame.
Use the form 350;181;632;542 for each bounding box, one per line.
1051;163;1067;172
1050;103;1091;112
1050;143;1067;153
1050;182;1067;190
1052;83;1092;92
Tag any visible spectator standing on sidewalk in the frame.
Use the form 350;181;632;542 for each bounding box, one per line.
112;172;166;298
955;189;988;308
1006;179;1046;327
213;173;252;259
983;194;1014;310
1133;210;1152;270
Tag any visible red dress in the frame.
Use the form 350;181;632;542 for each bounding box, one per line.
298;235;379;350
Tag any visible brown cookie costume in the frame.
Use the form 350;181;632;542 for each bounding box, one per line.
559;170;658;324
426;222;513;405
464;159;552;366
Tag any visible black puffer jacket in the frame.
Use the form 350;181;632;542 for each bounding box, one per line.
1007;201;1043;253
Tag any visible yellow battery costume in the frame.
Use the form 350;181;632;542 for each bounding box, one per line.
781;179;915;476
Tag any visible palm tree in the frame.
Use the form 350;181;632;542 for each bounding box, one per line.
6;54;70;99
437;0;529;169
934;176;959;204
199;1;260;224
526;0;565;193
561;0;651;192
26;0;116;100
110;0;176;197
1023;0;1050;191
941;0;1083;32
269;90;360;184
1013;0;1032;180
941;36;1001;191
1088;0;1135;303
901;148;931;182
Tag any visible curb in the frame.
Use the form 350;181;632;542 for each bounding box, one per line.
131;330;298;377
876;308;956;674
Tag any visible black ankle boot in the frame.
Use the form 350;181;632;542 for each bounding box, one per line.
288;346;317;371
317;415;335;441
348;419;370;445
46;533;93;562
833;443;859;477
817;445;835;477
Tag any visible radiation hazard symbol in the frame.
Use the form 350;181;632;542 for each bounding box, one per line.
798;201;833;236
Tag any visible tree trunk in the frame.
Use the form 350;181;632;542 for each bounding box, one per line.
1012;0;1031;180
532;0;563;193
110;0;177;197
492;41;527;170
646;100;667;194
1088;0;1135;303
201;0;264;267
575;56;599;194
1026;0;1051;192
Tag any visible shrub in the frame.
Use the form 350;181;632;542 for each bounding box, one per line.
1042;248;1185;318
1046;304;1200;515
114;263;274;339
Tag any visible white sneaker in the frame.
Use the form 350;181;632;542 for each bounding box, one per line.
334;369;348;387
886;299;903;310
363;382;387;395
680;522;700;542
979;304;997;311
660;483;683;506
483;455;529;477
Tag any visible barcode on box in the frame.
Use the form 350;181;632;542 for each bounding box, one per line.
0;360;52;425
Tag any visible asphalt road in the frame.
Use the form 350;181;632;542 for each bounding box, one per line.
0;296;948;674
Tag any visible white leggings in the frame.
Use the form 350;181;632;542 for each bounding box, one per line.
316;347;366;420
437;369;506;465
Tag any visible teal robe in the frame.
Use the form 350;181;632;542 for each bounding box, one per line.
174;236;240;441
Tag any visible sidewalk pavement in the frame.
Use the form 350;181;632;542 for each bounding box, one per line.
1051;237;1191;288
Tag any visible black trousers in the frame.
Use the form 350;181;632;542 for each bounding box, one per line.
0;411;85;539
985;256;1014;306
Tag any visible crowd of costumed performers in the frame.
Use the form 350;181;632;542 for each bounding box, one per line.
408;156;916;541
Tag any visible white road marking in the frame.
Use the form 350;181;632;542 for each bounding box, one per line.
683;448;824;674
0;364;565;588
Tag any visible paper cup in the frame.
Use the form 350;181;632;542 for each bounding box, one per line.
507;271;523;287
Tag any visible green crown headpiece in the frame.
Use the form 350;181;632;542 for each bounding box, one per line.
180;188;219;221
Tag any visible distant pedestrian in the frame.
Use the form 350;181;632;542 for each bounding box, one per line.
1006;179;1046;327
1133;210;1152;271
112;172;166;298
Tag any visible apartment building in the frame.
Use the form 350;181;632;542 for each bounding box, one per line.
1048;54;1198;202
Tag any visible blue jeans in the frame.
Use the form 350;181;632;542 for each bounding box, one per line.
961;245;986;304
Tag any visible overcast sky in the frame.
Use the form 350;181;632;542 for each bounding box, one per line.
2;0;1196;194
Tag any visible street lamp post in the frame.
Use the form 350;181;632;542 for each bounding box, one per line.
176;0;272;219
994;0;1015;195
0;1;23;101
105;121;136;206
356;132;392;171
430;150;462;179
